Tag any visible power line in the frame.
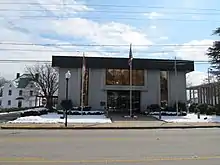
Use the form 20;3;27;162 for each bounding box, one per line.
0;48;212;53
2;8;220;16
0;59;211;64
0;15;219;22
0;42;214;47
0;59;51;63
0;2;220;11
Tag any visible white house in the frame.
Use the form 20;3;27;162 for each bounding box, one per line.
0;73;41;109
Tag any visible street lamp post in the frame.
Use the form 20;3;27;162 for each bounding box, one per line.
65;70;71;127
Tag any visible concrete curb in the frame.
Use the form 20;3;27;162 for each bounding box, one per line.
1;125;220;130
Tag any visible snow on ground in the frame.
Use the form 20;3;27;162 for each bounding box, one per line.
154;113;220;123
8;113;112;124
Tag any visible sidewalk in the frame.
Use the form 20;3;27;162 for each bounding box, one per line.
1;120;220;129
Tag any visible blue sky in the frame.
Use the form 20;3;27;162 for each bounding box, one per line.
0;0;219;85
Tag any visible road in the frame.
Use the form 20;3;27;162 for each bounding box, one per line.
0;129;220;165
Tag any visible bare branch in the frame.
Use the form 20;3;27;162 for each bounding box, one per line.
25;63;58;98
0;77;8;87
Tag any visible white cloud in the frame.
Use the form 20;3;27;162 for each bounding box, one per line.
50;19;152;46
0;0;154;79
171;39;215;87
159;36;168;40
150;25;157;29
175;39;214;61
144;12;163;19
186;71;207;86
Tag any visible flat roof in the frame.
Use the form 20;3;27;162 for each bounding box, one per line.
52;56;194;72
187;81;219;89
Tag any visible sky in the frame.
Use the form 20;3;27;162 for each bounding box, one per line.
0;0;219;86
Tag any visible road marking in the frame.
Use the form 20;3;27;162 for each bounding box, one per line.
0;155;220;163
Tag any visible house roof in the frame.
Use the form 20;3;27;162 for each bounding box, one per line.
52;56;194;72
13;74;34;89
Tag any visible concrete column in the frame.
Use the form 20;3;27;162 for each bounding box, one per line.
218;86;220;104
192;90;195;103
205;87;208;104
200;87;203;104
198;88;202;104
214;86;217;105
209;86;213;105
207;86;210;104
202;88;206;104
189;89;192;103
211;86;214;105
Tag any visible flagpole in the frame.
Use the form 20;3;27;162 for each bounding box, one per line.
129;43;133;117
174;56;178;116
81;52;85;116
129;58;132;117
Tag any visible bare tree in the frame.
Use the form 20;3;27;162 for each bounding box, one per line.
0;77;8;87
26;63;58;109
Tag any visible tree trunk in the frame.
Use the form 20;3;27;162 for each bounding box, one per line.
46;96;53;110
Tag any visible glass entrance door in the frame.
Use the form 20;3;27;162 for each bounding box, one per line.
107;90;140;113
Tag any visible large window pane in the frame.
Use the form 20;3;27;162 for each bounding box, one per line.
160;71;168;106
106;69;144;86
107;90;141;112
132;70;144;86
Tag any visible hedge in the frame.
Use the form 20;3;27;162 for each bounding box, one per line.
57;110;104;115
189;103;220;115
146;102;187;116
0;106;44;113
20;108;49;117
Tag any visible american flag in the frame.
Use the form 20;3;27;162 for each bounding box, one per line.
128;43;133;67
82;53;86;74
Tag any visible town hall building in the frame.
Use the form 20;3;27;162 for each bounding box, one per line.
52;56;194;112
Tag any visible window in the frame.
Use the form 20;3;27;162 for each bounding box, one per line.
106;69;144;86
132;70;145;86
30;91;33;96
0;89;3;97
8;90;12;96
9;84;12;88
30;83;34;88
18;101;22;108
0;100;2;106
160;71;168;106
19;90;23;96
29;101;33;107
8;100;11;106
107;90;141;112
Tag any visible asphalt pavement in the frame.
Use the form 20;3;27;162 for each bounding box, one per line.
0;129;220;165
